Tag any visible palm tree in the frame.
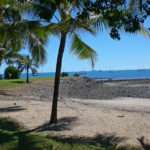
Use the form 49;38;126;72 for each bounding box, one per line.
0;22;48;83
16;55;38;83
27;1;99;124
50;17;97;124
25;0;148;124
6;0;146;125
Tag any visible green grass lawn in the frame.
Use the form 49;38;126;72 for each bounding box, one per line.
0;118;142;150
0;77;70;90
0;79;26;89
0;78;52;89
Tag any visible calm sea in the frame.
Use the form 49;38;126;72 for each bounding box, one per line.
21;70;150;80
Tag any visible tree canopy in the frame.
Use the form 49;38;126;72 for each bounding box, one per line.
0;0;49;66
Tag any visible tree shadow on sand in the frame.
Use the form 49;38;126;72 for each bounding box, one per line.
29;116;150;149
0;117;150;150
0;106;26;113
32;117;78;132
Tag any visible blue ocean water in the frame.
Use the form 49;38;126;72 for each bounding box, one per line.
21;69;150;80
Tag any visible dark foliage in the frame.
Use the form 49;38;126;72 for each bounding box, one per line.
82;0;145;40
61;72;69;77
74;73;80;77
4;66;21;79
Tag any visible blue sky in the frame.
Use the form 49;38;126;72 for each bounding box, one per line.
1;27;150;74
38;29;150;73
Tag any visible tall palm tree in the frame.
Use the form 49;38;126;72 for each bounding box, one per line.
26;0;100;124
25;0;98;124
25;0;148;124
50;6;97;124
14;0;147;124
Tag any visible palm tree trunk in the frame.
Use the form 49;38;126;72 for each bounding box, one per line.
26;65;29;83
50;33;67;124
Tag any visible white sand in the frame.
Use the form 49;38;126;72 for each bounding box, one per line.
0;97;150;145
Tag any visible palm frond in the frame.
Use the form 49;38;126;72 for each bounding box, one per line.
31;67;37;74
28;32;46;65
73;18;96;35
71;34;97;68
25;0;57;21
90;15;109;33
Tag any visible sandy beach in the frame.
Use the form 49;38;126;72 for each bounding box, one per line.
0;77;150;146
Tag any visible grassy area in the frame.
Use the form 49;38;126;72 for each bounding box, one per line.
0;78;52;89
0;79;26;89
0;77;71;90
0;117;142;150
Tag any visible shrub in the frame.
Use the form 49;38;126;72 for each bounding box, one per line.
74;73;80;77
61;72;69;77
4;66;21;79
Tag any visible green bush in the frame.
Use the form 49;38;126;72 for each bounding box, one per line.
61;72;69;77
4;66;21;79
73;73;80;77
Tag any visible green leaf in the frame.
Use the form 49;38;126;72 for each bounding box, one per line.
71;34;97;68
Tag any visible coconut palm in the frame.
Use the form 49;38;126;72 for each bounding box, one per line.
24;0;98;124
9;0;147;124
24;0;148;124
53;2;99;124
16;55;38;83
31;0;123;124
